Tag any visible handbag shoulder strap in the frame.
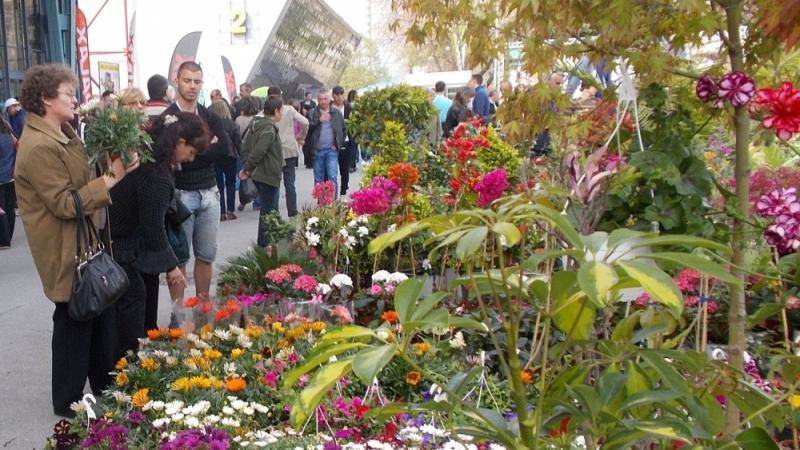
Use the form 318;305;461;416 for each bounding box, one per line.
71;191;91;263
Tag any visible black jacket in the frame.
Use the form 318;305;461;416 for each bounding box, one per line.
307;107;347;152
163;103;231;190
444;104;466;138
219;118;243;164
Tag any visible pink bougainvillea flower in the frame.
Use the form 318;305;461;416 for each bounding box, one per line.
750;81;800;140
717;71;755;107
696;74;719;103
473;168;510;207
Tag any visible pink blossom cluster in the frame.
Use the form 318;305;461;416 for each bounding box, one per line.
696;72;756;108
292;274;319;293
674;269;701;292
265;268;291;284
566;145;626;204
349;176;402;216
473;168;510;207
755;187;800;255
312;181;336;206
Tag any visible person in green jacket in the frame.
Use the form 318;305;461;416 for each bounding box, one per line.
239;96;284;248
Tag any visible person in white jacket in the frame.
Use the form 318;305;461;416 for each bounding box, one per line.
267;87;308;217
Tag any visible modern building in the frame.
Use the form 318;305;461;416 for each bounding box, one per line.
79;0;361;103
0;0;75;102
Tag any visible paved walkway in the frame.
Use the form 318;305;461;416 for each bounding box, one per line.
0;165;362;449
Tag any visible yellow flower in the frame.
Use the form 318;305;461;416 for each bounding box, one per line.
302;323;313;333
414;343;432;355
521;370;534;384
190;376;212;389
272;322;285;334
286;328;305;339
115;358;128;370
141;358;159;371
346;209;356;221
171;377;192;391
231;348;245;358
406;371;422;386
204;349;223;360
703;151;716;162
251;353;262;361
276;339;289;349
210;376;225;389
792;395;800;410
310;322;326;333
132;388;149;408
115;372;129;386
244;327;263;339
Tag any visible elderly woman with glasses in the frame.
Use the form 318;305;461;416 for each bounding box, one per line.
115;87;148;115
14;63;140;418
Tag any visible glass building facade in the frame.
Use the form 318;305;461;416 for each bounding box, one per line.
248;0;360;98
0;0;73;103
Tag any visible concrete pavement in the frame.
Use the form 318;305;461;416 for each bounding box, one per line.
0;165;362;449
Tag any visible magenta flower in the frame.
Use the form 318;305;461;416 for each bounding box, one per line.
237;295;256;307
755;188;798;217
349;187;392;215
717;71;755;107
292;275;319;293
696;74;719;103
264;371;278;387
370;285;383;295
474;168;510;207
297;374;310;387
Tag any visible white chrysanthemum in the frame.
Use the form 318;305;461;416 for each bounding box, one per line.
387;272;409;285
222;406;235;415
194;340;211;350
69;401;86;414
221;417;241;427
305;231;321;246
443;440;466;450
200;331;213;341
237;333;253;348
346;236;356;248
164;400;183;415
457;435;474;442
184;415;200;428
151;400;165;410
499;235;507;247
214;329;232;340
330;273;353;288
137;338;151;347
372;270;390;282
137;351;148;361
251;403;269;413
489;444;506;450
338;227;349;238
189;349;203;358
317;283;331;294
185;333;199;342
224;362;237;375
153;350;169;359
228;324;243;335
189;401;211;415
420;424;446;437
182;406;193;415
450;331;466;350
231;399;248;410
152;418;170;428
243;406;255;415
171;413;185;422
166;356;178;367
204;415;221;424
328;355;338;363
110;391;132;404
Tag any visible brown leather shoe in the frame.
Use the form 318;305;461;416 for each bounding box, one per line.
220;214;227;221
227;212;238;220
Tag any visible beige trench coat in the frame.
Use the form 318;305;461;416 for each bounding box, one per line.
14;113;111;302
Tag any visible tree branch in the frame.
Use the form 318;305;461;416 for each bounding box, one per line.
665;67;704;80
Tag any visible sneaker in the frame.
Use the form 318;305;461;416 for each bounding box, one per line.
220;214;227;222
227;212;237;220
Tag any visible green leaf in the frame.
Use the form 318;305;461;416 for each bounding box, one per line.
644;252;740;287
455;226;489;260
630;322;672;344
394;277;424;324
633;419;692;441
290;358;353;428
368;223;415;254
747;303;786;329
404;308;449;331
607;229;650;250
618;261;684;317
552;297;595;341
319;325;376;345
566;384;602;421
531;204;583;249
410;290;449;321
611;311;642;342
284;342;365;387
492;222;521;247
639;353;691;396
366;402;409;419
597;370;630;407
578;260;617;308
618;390;683;413
736;427;781;450
630;235;732;255
351;344;397;385
601;430;648;450
446;368;480;396
463;408;509;433
523;248;584;271
448;316;485;330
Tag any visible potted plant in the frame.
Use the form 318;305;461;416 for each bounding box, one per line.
83;106;154;174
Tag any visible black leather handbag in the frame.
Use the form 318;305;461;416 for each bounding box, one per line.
68;191;130;321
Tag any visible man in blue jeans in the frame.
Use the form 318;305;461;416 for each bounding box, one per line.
306;89;346;198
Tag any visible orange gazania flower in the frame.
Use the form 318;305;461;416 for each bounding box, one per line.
184;296;200;308
414;343;432;355
381;311;399;323
521;369;534;384
115;372;129;386
204;349;223;360
406;371;422;386
141;358;159;371
146;329;162;340
200;302;214;314
115;357;128;370
226;299;241;312
169;328;183;339
226;377;247;392
132;388;149;408
215;308;231;322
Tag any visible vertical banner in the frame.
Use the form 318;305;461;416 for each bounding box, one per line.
127;13;136;88
221;56;237;100
98;62;121;93
167;32;203;88
75;8;92;100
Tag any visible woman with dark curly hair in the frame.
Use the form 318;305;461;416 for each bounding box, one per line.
14;63;140;418
108;111;209;357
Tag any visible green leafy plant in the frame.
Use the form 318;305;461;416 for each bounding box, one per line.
84;107;154;174
216;241;320;296
348;84;437;151
260;211;297;246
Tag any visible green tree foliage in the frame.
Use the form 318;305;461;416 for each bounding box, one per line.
338;38;390;91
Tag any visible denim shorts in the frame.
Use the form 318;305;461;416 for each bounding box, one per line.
175;187;220;263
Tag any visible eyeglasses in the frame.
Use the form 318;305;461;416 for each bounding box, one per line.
57;90;76;99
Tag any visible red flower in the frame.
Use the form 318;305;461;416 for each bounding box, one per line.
200;302;213;314
750;81;800;140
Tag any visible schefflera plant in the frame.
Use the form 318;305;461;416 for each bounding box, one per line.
285;196;783;450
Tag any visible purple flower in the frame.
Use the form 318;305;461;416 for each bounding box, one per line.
334;429;354;439
718;71;756;107
696;74;719;103
755;187;797;217
237;295;256;306
324;441;344;450
349;187;392;216
473;168;509;207
127;411;145;425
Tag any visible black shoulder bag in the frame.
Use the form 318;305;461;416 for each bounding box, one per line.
69;191;130;321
